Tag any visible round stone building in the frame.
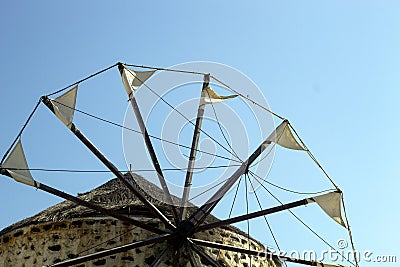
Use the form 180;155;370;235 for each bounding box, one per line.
0;173;281;267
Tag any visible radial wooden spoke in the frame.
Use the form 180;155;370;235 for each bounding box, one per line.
185;241;200;267
48;234;173;267
196;197;311;232
0;169;163;234
179;74;210;222
130;93;179;223
189;241;224;267
42;97;176;231
119;64;179;223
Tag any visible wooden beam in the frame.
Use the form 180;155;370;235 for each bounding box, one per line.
42;97;176;231
0;169;163;234
185;241;200;267
118;63;179;223
180;74;210;221
196;198;310;232
189;241;224;267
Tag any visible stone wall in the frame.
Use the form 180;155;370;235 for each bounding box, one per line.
0;217;280;267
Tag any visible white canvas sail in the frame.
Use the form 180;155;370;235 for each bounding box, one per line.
268;120;305;150
308;191;347;228
200;86;237;105
121;67;155;95
50;86;78;128
2;140;35;186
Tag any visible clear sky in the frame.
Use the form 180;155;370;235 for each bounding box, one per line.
1;1;399;266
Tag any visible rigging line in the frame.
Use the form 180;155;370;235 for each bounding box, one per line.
249;173;356;267
244;173;252;267
186;177;230;203
248;170;336;195
210;75;286;121
249;143;276;169
77;216;158;256
341;194;359;267
229;177;243;218
247;174;287;267
129;69;244;163
135;164;243;172
288;123;340;190
1;164;243;173
46;63;119;97
123;63;207;76
0;98;42;165
205;89;241;161
216;175;243;262
50;99;242;164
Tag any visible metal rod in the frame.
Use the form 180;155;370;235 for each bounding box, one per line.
184;121;287;232
196;198;310;232
47;234;173;267
42;97;176;231
119;63;179;223
0;169;163;234
189;241;224;267
180;74;210;222
191;238;328;267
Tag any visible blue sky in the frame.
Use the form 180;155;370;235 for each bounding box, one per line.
1;1;399;266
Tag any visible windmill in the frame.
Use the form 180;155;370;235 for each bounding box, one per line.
0;62;357;267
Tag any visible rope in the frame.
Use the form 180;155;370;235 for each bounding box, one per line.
205;89;242;162
1;164;243;173
247;175;284;260
186;177;230;203
288;123;340;190
1;99;42;164
248;170;335;195
244;173;253;266
341;194;359;267
216;173;243;262
125;67;243;164
50;99;242;164
123;63;207;76
249;173;356;267
46;63;119;97
210;75;286;121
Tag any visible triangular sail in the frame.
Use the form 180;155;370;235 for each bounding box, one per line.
268;120;305;150
308;191;347;228
1;140;35;186
122;68;155;95
49;86;78;128
201;86;237;105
